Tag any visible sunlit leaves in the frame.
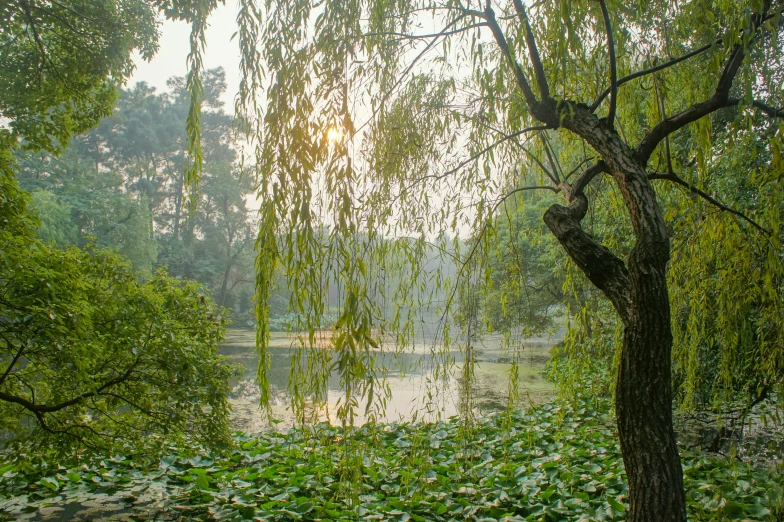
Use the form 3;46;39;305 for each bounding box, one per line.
0;0;159;155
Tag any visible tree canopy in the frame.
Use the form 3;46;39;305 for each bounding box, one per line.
0;0;158;156
0;223;234;454
15;70;260;319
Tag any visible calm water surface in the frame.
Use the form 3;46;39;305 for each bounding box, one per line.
222;328;557;432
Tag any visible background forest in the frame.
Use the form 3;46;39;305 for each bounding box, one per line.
14;68;260;326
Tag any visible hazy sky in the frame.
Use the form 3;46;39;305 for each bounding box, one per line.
130;3;242;111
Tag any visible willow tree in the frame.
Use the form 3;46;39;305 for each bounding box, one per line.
239;0;784;519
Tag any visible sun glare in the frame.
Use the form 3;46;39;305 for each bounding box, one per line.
327;126;343;144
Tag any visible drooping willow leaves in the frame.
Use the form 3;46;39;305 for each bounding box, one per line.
232;0;784;436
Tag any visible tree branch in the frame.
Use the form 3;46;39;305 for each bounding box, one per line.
362;23;488;41
564;157;596;182
563;161;608;201
0;358;141;414
636;3;770;165
512;140;558;185
726;97;784;118
539;133;562;183
543;194;631;323
591;42;716;110
597;0;617;126
591;4;784;110
397;124;551;196
494;185;560;213
648;172;770;234
482;6;541;114
19;0;48;76
355;13;470;136
0;335;25;386
511;0;549;100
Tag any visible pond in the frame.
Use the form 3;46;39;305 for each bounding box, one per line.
223;328;557;432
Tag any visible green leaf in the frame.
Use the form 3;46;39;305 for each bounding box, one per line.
39;477;59;491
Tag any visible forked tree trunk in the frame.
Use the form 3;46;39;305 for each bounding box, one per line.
541;106;687;521
546;195;686;520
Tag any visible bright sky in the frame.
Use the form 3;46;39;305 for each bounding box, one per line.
130;2;241;111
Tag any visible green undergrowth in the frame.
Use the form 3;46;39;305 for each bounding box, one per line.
1;399;782;521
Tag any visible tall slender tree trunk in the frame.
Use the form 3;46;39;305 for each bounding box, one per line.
218;261;232;307
173;166;184;241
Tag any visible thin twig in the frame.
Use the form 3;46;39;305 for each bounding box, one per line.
649;172;769;234
591;42;715;110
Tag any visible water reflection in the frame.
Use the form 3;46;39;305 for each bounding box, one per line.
221;329;556;432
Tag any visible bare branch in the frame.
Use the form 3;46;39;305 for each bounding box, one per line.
511;0;549;100
597;0;617;126
636;3;770;165
483;6;540;111
649;172;770;234
591;42;716;110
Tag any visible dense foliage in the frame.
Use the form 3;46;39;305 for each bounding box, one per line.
1;399;782;521
0;0;158;156
0;197;236;454
1;0;238;455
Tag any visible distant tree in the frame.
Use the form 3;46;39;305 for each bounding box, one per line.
18;146;159;273
16;70;259;313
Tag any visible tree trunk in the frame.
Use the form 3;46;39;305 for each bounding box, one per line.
617;247;686;520
172;163;184;241
218;261;232;307
543;106;687;520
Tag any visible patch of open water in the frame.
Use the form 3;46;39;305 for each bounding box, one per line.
223;328;557;432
